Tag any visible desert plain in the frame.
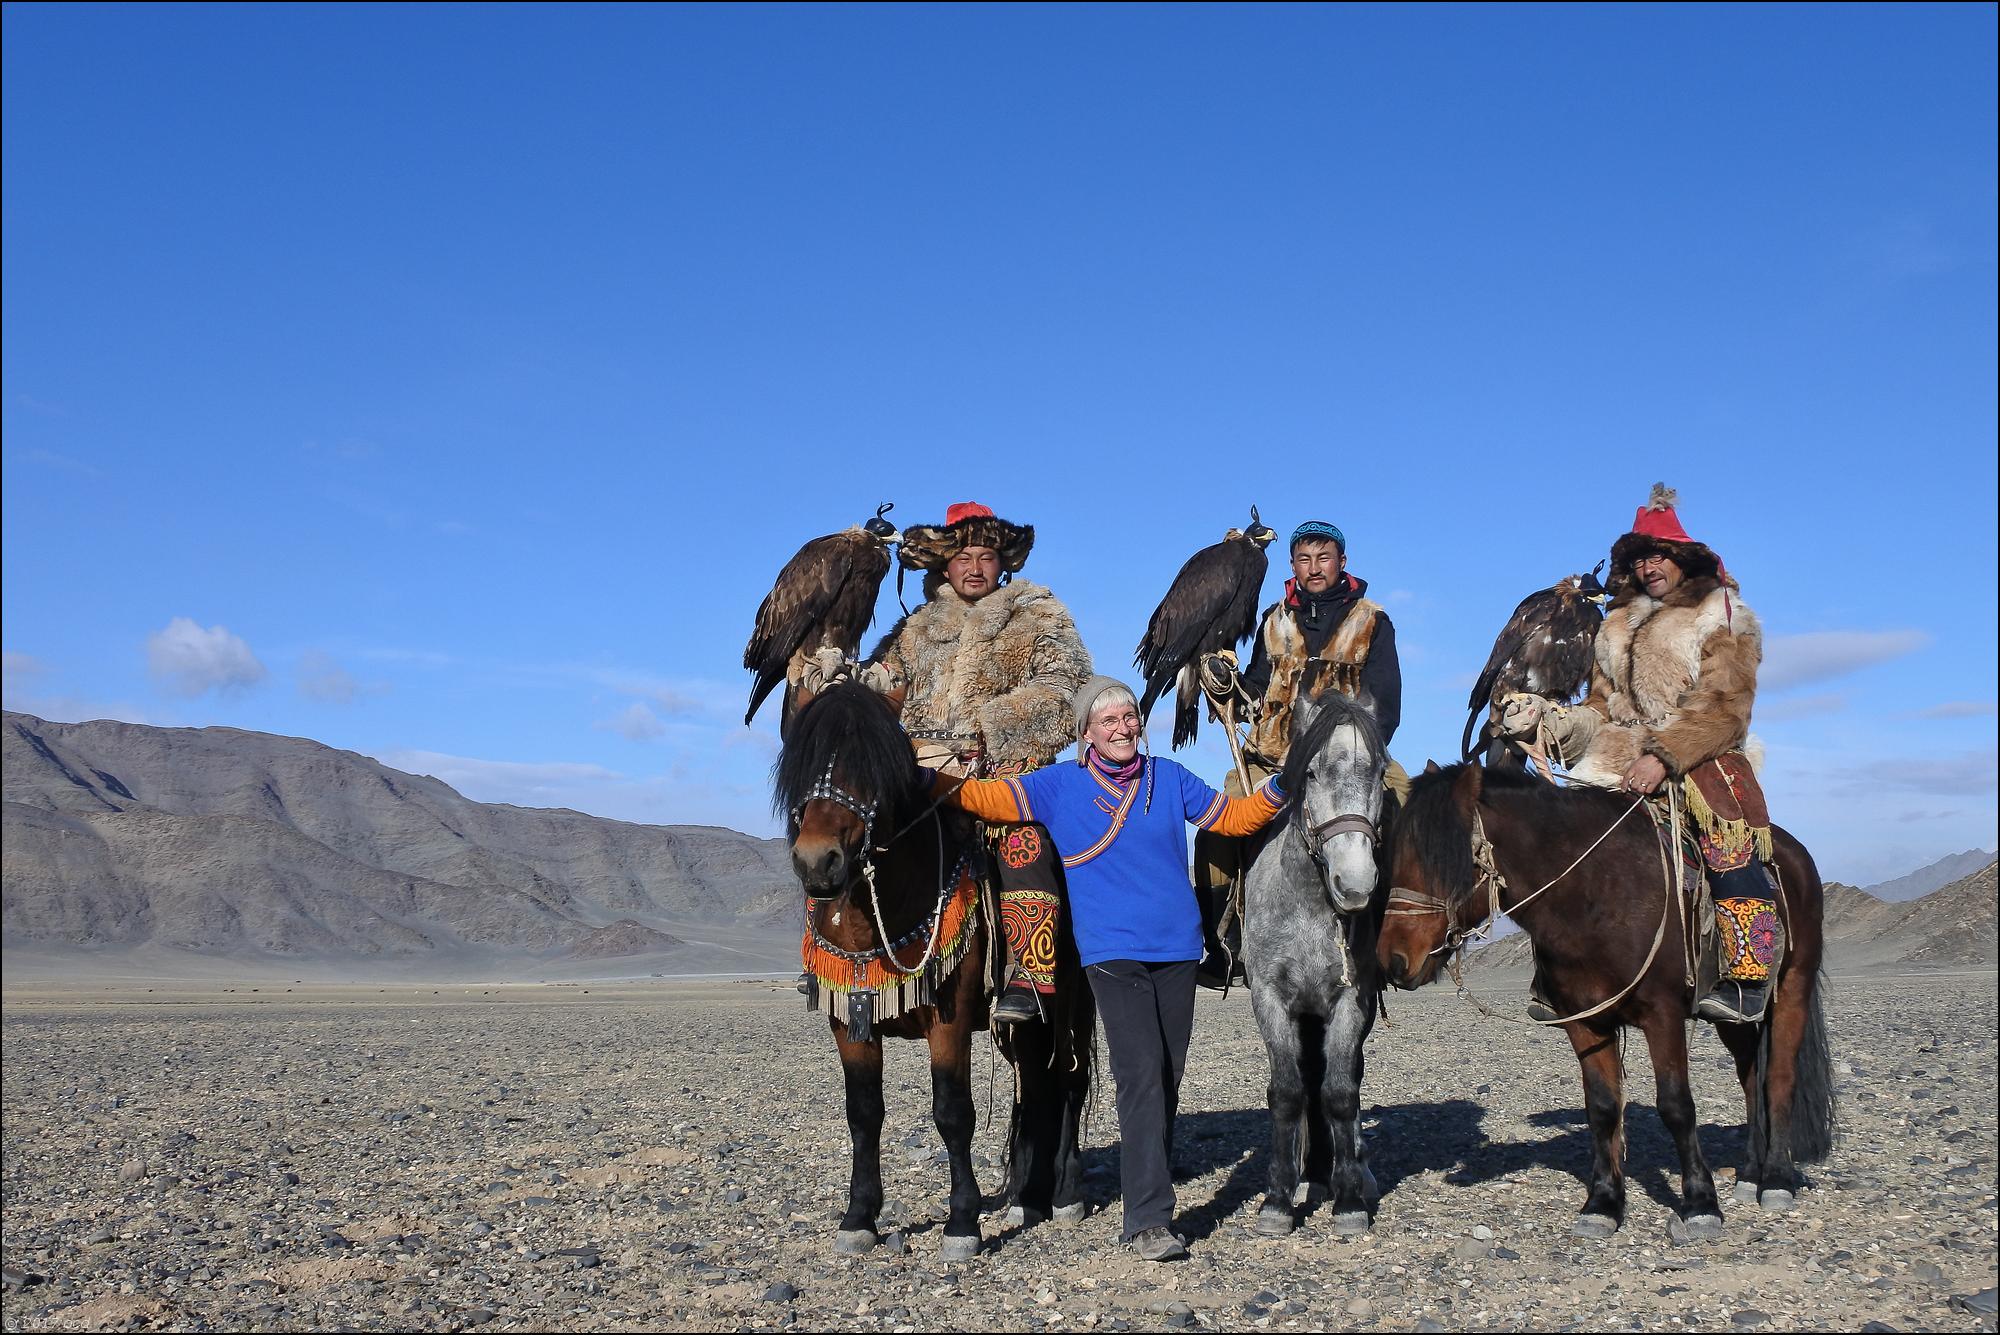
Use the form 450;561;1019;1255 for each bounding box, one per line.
1;969;1995;1334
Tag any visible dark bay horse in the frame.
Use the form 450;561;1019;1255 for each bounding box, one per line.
1377;763;1835;1239
1242;691;1390;1237
777;682;1092;1258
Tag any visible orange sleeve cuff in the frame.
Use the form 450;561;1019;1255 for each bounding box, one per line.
931;771;1026;824
1202;784;1285;837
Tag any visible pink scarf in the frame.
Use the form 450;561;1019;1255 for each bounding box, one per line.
1086;746;1144;786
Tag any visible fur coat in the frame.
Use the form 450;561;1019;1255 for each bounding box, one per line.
868;579;1093;772
1565;573;1761;788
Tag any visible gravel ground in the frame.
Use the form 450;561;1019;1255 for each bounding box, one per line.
3;973;1994;1333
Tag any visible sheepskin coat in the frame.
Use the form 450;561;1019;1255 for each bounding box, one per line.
1568;573;1761;788
869;579;1093;773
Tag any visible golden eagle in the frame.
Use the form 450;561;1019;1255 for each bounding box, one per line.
1135;508;1277;748
1462;563;1608;772
743;504;901;733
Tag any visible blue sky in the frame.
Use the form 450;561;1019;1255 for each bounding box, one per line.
4;3;1993;887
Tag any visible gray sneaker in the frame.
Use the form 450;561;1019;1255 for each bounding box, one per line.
1131;1226;1187;1261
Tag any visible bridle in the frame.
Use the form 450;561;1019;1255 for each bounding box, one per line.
1298;811;1380;862
1383;805;1507;957
791;753;967;977
791;761;878;904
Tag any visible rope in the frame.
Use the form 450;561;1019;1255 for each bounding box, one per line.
1441;789;1683;1028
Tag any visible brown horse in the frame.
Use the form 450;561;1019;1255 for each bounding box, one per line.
1376;763;1835;1239
777;681;1093;1258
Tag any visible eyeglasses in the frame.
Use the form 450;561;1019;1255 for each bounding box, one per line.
1632;552;1678;570
1091;712;1142;731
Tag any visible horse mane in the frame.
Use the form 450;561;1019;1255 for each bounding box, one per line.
1398;761;1517;901
771;682;920;820
1279;690;1384;799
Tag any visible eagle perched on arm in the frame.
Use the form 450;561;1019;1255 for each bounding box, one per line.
1461;563;1608;772
1135;507;1278;748
743;504;901;735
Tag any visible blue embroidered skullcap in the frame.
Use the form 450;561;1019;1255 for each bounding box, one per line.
1289;520;1345;554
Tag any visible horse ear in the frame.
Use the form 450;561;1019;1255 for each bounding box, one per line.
1424;759;1442;775
1451;761;1484;815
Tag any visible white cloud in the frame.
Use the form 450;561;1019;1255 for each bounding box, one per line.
145;618;267;697
3;650;46;689
598;701;667;741
375;750;625;806
1760;630;1929;692
297;650;362;704
1914;701;1998;720
1756;692;1848;723
1835;749;1999;798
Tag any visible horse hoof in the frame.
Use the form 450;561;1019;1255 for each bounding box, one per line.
939;1233;981;1262
1732;1179;1760;1206
1759;1188;1797;1213
1571;1213;1619;1239
1670;1213;1724;1244
1052;1202;1088;1225
1331;1210;1372;1237
1253;1208;1295;1238
1003;1206;1026;1228
833;1229;878;1254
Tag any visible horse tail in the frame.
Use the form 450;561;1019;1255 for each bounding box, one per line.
1783;970;1838;1164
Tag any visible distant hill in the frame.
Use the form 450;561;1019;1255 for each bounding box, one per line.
2;712;798;977
1863;849;1997;902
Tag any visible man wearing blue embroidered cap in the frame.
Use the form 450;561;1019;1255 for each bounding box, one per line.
933;675;1287;1261
1192;519;1402;987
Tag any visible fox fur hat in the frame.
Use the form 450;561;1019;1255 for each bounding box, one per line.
896;501;1035;574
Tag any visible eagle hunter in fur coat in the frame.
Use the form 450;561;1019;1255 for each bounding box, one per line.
1531;491;1762;789
867;575;1093;775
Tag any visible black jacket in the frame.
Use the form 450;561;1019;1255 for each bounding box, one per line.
1241;573;1402;745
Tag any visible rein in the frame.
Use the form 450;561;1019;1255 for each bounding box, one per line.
1386;789;1683;1027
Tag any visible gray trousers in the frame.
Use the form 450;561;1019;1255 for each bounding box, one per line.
1085;957;1198;1239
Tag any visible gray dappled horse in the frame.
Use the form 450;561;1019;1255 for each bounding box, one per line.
1242;689;1389;1236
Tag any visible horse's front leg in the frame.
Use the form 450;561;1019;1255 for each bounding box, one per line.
1249;987;1305;1236
832;1025;886;1252
1643;1013;1722;1239
928;1016;982;1260
1320;986;1377;1236
1565;1022;1627;1237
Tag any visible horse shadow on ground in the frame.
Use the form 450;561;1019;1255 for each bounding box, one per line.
1063;1099;1754;1235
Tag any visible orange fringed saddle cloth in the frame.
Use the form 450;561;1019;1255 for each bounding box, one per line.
801;866;981;1036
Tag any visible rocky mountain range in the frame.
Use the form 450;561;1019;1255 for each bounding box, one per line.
1862;847;1997;902
1;712;798;976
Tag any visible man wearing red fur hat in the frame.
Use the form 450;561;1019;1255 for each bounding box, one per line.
860;503;1094;1024
1500;484;1779;1024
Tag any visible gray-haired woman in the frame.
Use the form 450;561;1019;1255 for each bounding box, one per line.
935;675;1287;1259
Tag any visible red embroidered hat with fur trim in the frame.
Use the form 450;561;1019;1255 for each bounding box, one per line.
1609;483;1726;586
896;501;1036;574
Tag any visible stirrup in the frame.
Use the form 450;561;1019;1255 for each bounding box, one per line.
1695;980;1768;1025
1525;992;1560;1024
992;983;1041;1025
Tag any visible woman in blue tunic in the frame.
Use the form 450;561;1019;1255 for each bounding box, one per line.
936;674;1286;1260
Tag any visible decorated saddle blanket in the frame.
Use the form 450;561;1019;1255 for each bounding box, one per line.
1681;750;1772;873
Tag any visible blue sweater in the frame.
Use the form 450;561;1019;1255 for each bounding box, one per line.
963;757;1284;967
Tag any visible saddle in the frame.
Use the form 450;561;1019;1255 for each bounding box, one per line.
1646;795;1785;1007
